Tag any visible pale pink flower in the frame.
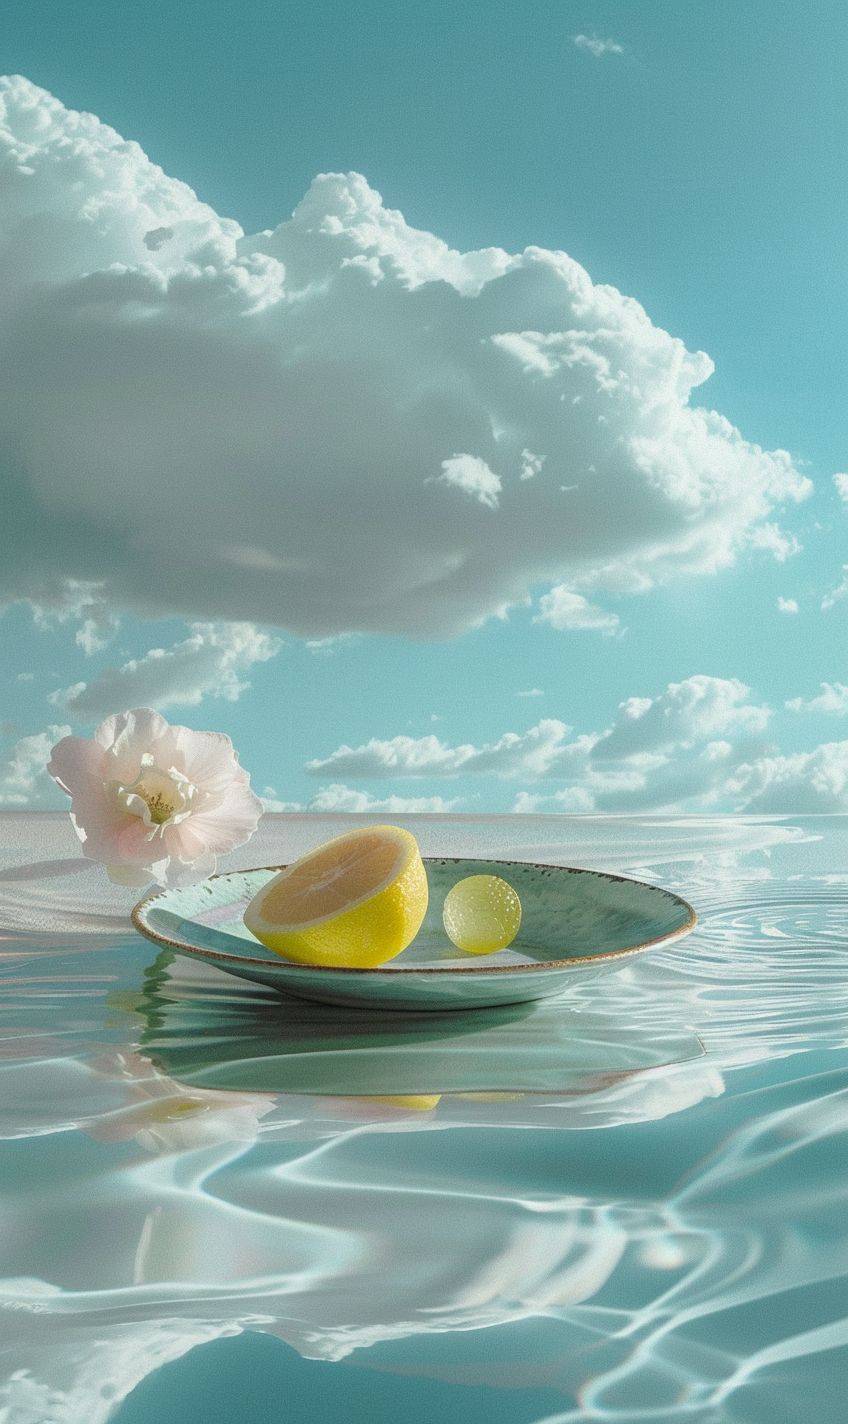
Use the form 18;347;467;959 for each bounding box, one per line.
47;708;263;887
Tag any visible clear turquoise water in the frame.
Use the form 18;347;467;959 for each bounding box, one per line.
2;812;847;1423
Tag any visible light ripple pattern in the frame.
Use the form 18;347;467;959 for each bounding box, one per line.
1;812;847;1423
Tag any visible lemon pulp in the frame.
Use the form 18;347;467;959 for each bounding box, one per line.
243;824;428;968
442;874;522;955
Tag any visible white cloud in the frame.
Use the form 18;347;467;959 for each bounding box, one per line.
0;725;70;806
261;786;303;813
592;675;770;761
519;449;545;481
514;752;724;814
821;566;848;611
306;676;773;809
49;622;280;719
76;616;116;656
516;687;544;698
724;742;848;813
746;521;800;562
0;77;810;640
777;596;799;614
309;784;458;813
512;675;848;813
516;746;848;813
307;720;572;780
572;34;624;57
786;682;848;715
26;579;119;655
435;454;502;510
833;472;848;502
304;671;848;815
263;783;458;813
534;585;621;636
304;634;355;655
512;786;595;813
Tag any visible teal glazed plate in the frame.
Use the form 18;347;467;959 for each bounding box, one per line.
132;858;696;1011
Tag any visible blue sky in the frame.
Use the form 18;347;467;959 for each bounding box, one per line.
1;1;847;814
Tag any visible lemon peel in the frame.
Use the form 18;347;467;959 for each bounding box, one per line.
243;824;428;968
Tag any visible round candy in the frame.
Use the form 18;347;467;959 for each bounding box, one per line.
442;874;522;955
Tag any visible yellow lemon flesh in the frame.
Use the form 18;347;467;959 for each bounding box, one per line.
243;825;428;968
443;874;522;955
366;1095;442;1112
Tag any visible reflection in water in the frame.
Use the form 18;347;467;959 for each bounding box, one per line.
135;950;706;1097
1;813;848;1422
85;1051;277;1153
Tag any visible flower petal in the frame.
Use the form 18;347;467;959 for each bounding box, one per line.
171;728;242;797
107;863;155;888
114;815;158;863
166;779;263;860
158;850;218;887
95;708;170;752
47;735;108;797
70;795;133;859
96;709;172;781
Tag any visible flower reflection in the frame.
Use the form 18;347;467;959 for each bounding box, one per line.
85;1052;276;1154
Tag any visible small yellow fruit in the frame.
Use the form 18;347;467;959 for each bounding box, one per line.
243;825;428;968
442;874;522;955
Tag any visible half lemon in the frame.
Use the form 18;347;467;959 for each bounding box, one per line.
243;825;429;968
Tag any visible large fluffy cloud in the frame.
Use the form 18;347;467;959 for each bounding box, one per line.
49;622;280;719
0;76;810;639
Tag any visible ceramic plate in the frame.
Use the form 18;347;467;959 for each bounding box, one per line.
132;858;696;1011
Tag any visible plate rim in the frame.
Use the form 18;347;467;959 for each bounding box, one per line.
131;858;697;977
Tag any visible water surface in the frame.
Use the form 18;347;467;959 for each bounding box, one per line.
2;812;847;1423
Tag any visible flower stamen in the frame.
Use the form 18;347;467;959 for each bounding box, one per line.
117;764;198;834
142;790;177;825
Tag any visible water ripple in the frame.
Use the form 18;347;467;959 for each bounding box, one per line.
2;813;848;1423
